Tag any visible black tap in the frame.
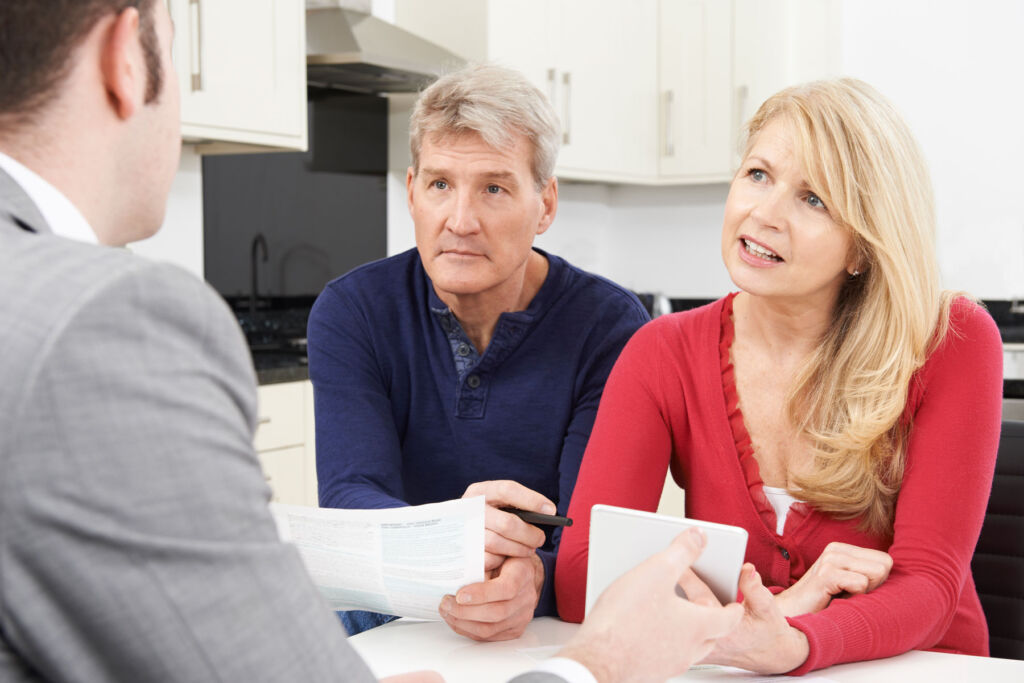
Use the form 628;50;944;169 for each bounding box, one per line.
250;233;268;316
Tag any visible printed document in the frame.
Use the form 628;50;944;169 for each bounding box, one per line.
270;497;485;620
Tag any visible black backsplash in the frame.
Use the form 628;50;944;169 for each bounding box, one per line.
202;91;388;302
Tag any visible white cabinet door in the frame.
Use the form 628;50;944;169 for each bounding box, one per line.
733;0;841;163
554;0;659;181
397;0;657;183
254;381;305;452
396;0;836;185
486;0;557;98
258;445;308;505
256;381;315;506
658;0;734;181
169;0;307;151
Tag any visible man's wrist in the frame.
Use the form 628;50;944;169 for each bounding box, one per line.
529;656;599;683
531;551;545;596
556;642;615;683
779;625;810;672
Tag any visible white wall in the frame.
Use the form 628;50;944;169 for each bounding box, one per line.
840;0;1024;299
388;0;1024;300
127;146;204;278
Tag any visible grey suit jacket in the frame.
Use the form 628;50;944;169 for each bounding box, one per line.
0;169;380;682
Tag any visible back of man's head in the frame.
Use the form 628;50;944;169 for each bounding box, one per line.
0;0;161;130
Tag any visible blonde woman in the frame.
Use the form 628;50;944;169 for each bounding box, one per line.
554;79;1004;674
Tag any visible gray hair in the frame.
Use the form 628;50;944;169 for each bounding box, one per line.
409;63;561;190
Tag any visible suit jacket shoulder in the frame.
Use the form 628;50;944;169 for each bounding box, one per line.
0;213;374;681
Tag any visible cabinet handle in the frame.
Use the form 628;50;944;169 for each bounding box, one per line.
258;416;271;426
188;0;203;92
663;90;675;157
562;72;572;145
546;68;557;108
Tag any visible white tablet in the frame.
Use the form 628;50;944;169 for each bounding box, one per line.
585;504;748;617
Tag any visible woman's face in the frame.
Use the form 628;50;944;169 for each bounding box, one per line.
721;119;857;310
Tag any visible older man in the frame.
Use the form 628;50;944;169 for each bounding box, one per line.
308;64;650;640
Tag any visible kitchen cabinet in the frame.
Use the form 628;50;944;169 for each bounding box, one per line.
732;0;842;166
486;1;660;182
255;380;318;506
396;0;658;183
395;0;838;185
658;0;734;181
167;0;308;152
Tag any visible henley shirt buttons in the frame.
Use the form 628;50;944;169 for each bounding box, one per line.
779;547;790;560
457;343;471;357
467;374;481;389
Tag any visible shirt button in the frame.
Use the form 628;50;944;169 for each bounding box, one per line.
467;374;481;389
457;343;471;357
779;547;790;560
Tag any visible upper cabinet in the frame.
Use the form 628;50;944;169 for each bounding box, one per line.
483;1;660;183
658;0;734;181
395;0;839;185
168;0;308;152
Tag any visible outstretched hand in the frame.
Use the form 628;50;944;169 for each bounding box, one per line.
699;563;810;674
558;528;743;683
379;672;445;683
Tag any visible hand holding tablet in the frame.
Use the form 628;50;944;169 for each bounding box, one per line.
585;504;748;616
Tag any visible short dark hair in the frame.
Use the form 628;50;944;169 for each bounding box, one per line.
0;0;162;125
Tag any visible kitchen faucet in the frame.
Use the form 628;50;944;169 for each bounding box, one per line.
250;233;268;316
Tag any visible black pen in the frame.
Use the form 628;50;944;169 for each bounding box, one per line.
499;507;573;527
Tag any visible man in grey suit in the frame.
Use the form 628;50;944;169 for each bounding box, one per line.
0;2;740;681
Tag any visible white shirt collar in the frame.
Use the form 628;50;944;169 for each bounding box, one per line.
0;151;98;244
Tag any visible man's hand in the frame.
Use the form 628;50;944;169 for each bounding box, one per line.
379;672;444;683
774;542;893;617
462;480;555;571
438;553;544;641
699;563;810;674
558;529;743;683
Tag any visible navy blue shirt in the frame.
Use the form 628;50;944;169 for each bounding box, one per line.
307;248;649;616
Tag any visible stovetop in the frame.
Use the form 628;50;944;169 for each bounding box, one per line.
224;297;313;384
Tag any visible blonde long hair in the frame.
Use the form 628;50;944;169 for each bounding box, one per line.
744;79;958;536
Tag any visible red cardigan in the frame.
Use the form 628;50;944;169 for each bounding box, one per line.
555;296;1004;674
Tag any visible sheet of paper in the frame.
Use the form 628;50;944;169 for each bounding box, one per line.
271;497;485;620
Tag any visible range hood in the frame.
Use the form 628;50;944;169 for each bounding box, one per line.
306;8;465;94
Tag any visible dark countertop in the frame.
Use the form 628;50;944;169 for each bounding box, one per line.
251;349;309;385
245;296;1023;390
256;365;309;385
224;297;313;386
666;298;1023;398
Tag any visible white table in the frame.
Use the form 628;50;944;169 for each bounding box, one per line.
349;616;1024;682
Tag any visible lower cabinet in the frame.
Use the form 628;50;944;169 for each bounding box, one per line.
255;380;318;506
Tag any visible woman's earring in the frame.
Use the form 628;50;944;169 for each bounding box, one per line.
852;269;861;277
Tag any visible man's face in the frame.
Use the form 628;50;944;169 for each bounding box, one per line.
408;131;556;303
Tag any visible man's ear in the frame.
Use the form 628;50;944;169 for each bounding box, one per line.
535;176;558;236
406;167;417;214
100;8;144;120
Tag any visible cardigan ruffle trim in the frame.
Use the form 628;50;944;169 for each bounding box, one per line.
719;293;812;540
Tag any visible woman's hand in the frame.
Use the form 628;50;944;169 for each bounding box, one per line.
462;480;554;571
775;542;893;617
700;564;810;674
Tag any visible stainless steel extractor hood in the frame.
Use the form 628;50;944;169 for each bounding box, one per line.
306;7;465;94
